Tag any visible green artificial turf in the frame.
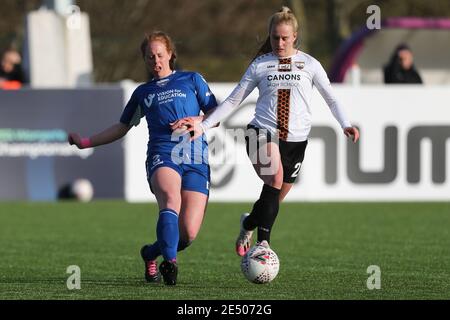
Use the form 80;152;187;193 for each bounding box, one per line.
0;201;449;300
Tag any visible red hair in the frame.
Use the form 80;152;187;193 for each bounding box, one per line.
140;31;177;70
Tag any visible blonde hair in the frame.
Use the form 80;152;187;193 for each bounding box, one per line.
252;6;299;61
268;6;299;34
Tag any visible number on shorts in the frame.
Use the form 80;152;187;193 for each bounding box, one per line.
291;162;302;178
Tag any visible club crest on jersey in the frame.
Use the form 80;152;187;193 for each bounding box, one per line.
144;93;155;108
295;61;305;70
278;64;291;71
151;154;164;169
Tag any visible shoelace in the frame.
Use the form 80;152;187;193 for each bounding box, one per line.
147;261;158;276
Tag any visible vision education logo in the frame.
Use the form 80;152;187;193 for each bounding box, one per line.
0;128;93;159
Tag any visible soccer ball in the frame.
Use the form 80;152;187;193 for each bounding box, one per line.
241;244;280;284
71;178;94;202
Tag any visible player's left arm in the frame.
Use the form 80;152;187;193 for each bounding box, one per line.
170;73;220;132
312;60;360;143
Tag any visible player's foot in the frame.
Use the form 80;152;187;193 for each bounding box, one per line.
140;245;160;283
235;213;253;257
256;240;270;249
159;259;178;286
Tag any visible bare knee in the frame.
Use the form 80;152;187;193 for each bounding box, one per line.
178;222;200;250
272;174;284;189
156;190;181;212
180;227;198;244
261;174;283;189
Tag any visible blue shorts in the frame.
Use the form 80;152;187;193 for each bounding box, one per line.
146;153;210;196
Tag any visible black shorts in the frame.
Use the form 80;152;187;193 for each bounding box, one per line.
245;125;308;184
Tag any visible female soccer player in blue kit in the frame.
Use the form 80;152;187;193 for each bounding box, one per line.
68;31;217;285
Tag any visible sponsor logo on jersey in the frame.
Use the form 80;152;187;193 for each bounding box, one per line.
267;74;301;81
295;61;305;70
157;89;187;104
267;65;276;69
278;64;291;71
144;93;155;108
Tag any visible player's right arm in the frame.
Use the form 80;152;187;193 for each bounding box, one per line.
68;123;130;149
69;86;143;149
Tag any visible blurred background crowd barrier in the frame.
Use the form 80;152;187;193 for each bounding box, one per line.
1;83;449;202
1;0;449;201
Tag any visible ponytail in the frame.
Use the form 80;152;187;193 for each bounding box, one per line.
251;6;299;62
252;37;272;62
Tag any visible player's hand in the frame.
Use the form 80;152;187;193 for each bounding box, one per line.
68;132;82;148
187;123;205;141
344;127;360;143
170;116;203;131
170;119;205;141
170;116;205;139
68;133;92;149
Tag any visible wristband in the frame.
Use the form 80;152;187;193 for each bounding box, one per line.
80;137;92;149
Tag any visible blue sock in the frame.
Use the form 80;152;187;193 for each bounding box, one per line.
156;209;179;261
142;241;160;261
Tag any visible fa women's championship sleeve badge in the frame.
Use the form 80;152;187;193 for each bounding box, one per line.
295;62;305;70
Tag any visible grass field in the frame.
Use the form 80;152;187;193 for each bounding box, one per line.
0;201;449;300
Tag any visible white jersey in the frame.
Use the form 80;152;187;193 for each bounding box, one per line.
202;50;352;142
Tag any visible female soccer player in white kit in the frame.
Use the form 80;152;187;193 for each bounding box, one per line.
172;7;360;256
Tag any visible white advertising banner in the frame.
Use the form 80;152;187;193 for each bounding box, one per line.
122;82;450;202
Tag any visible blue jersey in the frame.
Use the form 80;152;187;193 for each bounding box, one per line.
120;71;217;162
